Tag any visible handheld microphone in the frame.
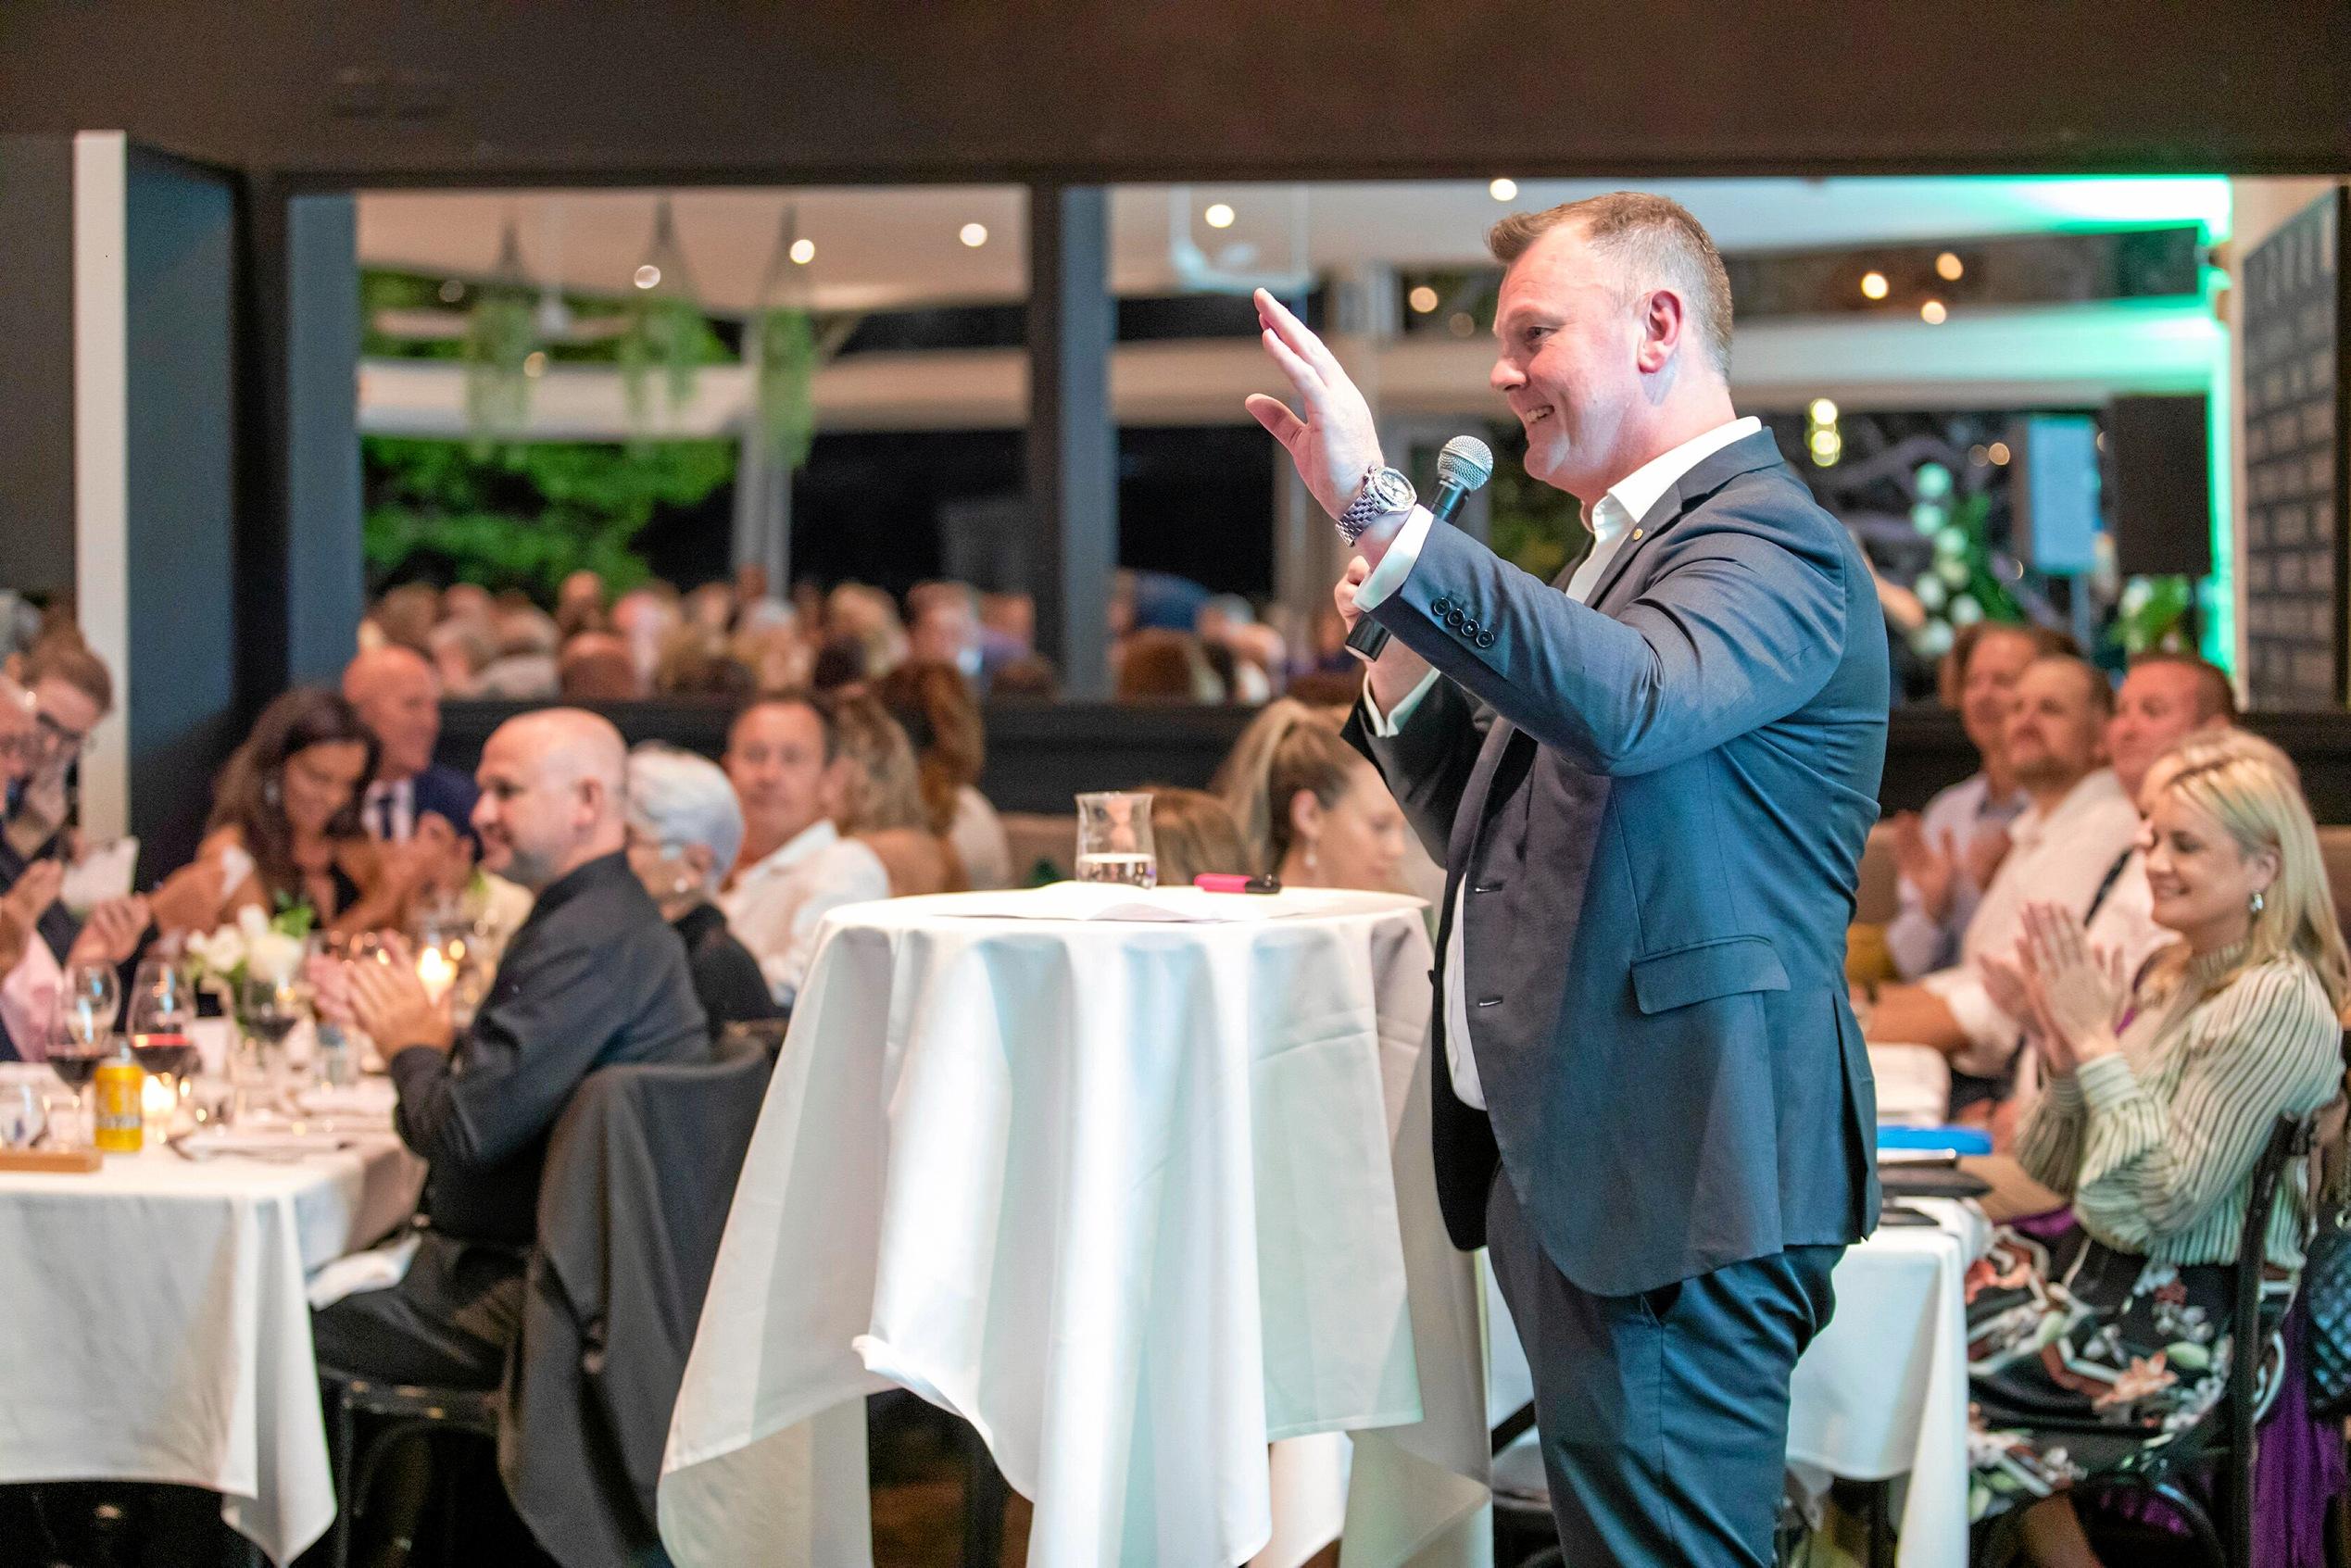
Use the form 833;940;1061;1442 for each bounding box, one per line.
1345;434;1495;662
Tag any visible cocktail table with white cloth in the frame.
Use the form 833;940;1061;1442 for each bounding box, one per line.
660;883;1494;1568
0;1083;423;1565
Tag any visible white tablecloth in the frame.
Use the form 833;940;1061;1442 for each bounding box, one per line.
661;886;1490;1568
0;1126;424;1564
1787;1198;1988;1568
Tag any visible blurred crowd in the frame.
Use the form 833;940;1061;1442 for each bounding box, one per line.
360;565;1370;712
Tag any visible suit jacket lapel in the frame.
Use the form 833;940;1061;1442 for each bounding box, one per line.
1585;429;1788;610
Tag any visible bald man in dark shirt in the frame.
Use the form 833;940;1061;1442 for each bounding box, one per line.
313;709;708;1387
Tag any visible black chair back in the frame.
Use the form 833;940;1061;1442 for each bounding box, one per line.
2219;1113;2310;1566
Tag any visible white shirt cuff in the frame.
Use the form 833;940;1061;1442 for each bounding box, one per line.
1353;503;1433;612
1918;967;2018;1075
1361;669;1441;737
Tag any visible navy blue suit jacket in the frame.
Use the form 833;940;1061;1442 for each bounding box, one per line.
409;763;481;846
1348;431;1886;1297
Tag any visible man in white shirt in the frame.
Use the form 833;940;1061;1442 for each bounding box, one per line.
717;696;889;1010
1865;656;2141;1080
1883;623;2046;978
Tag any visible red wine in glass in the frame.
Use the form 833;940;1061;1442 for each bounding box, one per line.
47;1049;109;1092
129;1032;198;1081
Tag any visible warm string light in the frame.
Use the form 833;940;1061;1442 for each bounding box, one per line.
1203;203;1235;230
1860;271;1890;301
633;263;661;290
1935;251;1965;281
1920;299;1948;325
1488;178;1518;202
959;222;988;248
1407;285;1440;314
788;238;815;265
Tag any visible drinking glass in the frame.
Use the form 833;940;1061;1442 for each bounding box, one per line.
44;1000;111;1146
126;956;199;1085
0;1070;48;1150
60;962;120;1053
1075;792;1157;888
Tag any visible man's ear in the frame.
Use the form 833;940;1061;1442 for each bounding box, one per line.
1635;288;1688;375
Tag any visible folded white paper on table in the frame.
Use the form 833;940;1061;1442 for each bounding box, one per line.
59;837;138;912
177;1127;351;1158
297;1081;398;1119
307;1231;421;1311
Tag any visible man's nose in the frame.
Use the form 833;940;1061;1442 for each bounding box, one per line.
1490;356;1523;394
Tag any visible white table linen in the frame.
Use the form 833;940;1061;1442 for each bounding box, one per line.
1786;1198;1987;1568
0;1128;423;1564
661;887;1482;1568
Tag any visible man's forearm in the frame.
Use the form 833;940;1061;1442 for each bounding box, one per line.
1864;984;1968;1053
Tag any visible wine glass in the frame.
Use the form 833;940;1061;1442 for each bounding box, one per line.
60;961;120;1054
125;957;199;1113
236;972;307;1088
44;996;112;1146
0;1067;49;1150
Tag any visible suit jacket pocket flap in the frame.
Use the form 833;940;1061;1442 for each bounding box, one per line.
1630;935;1790;1015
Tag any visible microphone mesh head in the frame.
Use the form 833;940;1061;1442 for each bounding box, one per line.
1437;434;1496;491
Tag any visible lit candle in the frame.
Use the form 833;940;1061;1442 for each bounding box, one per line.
417;946;456;1003
142;1072;176;1137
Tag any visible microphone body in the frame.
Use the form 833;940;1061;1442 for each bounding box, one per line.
1343;478;1471;662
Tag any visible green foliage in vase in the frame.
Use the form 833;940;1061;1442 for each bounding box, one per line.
618;295;726;442
363;436;735;599
463;286;537;453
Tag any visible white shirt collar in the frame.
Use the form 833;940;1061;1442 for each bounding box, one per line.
2011;768;2131;847
735;818;843;883
1587;415;1763;539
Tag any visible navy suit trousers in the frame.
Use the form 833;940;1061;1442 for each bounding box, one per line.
1486;1173;1842;1567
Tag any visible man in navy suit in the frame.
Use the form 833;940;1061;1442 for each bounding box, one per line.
345;645;481;852
1249;193;1886;1566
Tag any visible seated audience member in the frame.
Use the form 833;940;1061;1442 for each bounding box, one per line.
625;743;782;1032
365;583;441;657
1195;595;1273;704
654;625;755;699
684;581;737;633
730;617;812;696
440;581;495;626
151;689;419;938
906;580;985;684
874;661;1012;891
1962;740;2346;1563
824;583;910;680
830;692;962;896
1863;657;2140;1099
719;696;890;1010
314;708;707;1390
1883;623;2060;979
473;607;562;699
1214;698;1408;892
810;637;871;696
1139;786;1251;886
558;630;644;701
425;618;494;698
612;583;685;689
1115;629;1223;703
0;680;145;1062
343;645;479;852
554;568;608;642
1287;667;1366;710
4;635;113;864
732;562;771;621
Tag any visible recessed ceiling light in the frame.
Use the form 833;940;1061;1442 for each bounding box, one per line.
1408;285;1440;314
1860;271;1889;300
788;238;816;265
633;264;661;290
1489;178;1518;201
959;222;988;248
1203;203;1236;230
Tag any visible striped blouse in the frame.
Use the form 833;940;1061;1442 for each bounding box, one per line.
2017;945;2343;1269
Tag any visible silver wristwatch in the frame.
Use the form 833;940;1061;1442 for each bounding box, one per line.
1336;464;1415;544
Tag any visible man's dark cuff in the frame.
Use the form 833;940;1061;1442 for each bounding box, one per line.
387;1043;447;1094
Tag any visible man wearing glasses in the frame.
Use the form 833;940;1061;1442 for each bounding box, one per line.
4;639;111;865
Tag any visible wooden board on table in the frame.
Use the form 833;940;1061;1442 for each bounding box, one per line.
0;1147;104;1173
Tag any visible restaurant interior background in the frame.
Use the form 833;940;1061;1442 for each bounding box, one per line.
0;2;2345;878
0;6;2345;1567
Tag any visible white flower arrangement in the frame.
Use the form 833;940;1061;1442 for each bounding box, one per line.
185;904;310;989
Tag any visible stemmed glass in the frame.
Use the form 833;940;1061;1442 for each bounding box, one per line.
125;958;199;1123
45;986;115;1147
236;973;308;1088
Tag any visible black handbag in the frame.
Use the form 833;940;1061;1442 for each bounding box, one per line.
2306;1200;2351;1420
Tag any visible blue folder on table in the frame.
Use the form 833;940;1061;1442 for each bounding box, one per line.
1877;1124;1993;1156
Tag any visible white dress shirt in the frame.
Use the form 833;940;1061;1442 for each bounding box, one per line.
363;778;415;843
1917;767;2144;1074
718;819;891;1010
1884;771;2030;980
1359;416;1762;1109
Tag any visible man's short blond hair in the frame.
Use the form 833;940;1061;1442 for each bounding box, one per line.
1488;192;1734;377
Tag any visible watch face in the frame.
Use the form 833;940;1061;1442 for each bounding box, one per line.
1369;469;1414;508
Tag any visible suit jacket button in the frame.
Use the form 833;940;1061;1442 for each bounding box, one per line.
1477;631;1497;648
1445;609;1465;629
1462;617;1480;635
1431;596;1452;616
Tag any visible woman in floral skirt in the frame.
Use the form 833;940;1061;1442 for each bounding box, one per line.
1964;733;2348;1566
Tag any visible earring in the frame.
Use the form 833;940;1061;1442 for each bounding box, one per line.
263;777;282;808
1303;845;1319;873
2250;889;2267;916
672;874;696;896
